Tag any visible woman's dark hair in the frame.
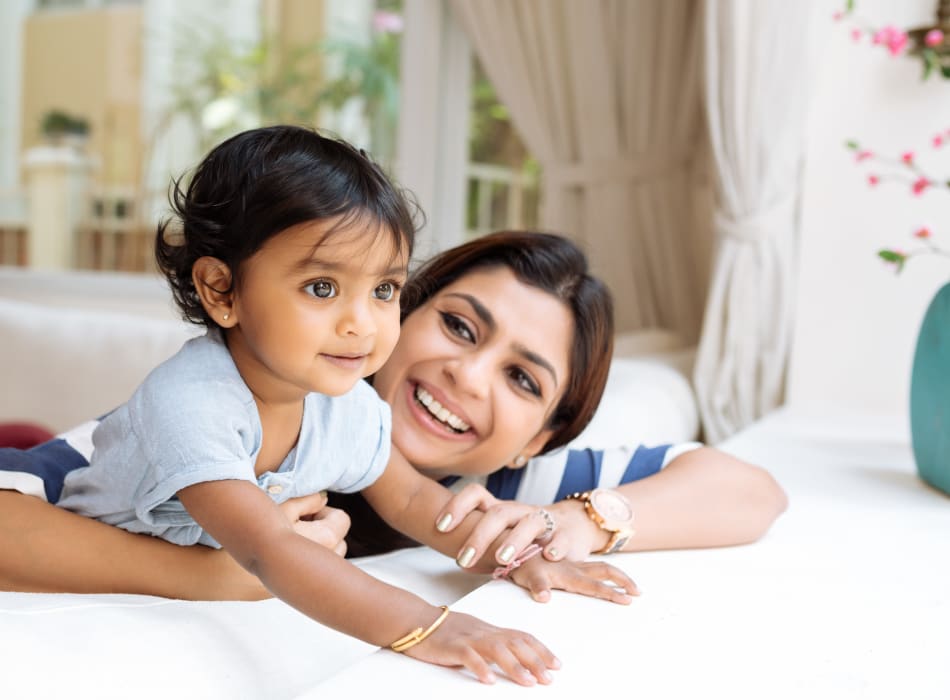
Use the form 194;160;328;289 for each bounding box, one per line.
155;125;418;326
402;230;614;454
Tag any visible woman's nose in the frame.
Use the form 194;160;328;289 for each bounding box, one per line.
443;354;489;399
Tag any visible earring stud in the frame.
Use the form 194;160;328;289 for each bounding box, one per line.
513;455;527;467
222;313;230;321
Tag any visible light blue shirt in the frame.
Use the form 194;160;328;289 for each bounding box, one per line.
58;331;391;547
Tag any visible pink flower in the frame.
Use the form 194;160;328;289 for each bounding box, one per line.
914;227;932;239
872;25;909;55
833;10;844;21
934;134;945;148
901;151;915;164
855;149;874;162
851;28;863;42
868;174;880;186
925;29;944;47
372;10;404;34
912;176;932;195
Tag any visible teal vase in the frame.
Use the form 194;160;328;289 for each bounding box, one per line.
910;281;950;496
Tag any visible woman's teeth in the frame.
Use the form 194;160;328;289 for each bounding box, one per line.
414;386;471;433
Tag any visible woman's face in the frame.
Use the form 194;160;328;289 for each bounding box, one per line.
372;266;573;478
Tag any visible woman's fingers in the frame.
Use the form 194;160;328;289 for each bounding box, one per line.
492;509;555;565
454;503;545;568
509;559;639;604
540;528;572;561
557;561;639;604
434;483;501;533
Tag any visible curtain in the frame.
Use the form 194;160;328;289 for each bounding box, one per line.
450;0;710;340
693;0;817;442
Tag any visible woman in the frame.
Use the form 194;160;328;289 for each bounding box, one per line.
0;231;787;600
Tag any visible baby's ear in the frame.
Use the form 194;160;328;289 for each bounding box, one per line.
192;256;235;327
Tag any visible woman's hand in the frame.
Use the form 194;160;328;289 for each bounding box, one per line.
404;610;561;686
506;556;639;605
278;492;350;556
435;483;591;565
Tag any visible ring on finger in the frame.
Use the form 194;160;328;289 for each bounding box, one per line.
537;508;557;542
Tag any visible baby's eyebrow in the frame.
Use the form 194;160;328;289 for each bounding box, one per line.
292;258;407;278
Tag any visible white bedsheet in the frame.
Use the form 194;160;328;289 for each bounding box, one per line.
5;409;947;699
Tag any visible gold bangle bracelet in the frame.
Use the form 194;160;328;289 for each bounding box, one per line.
389;605;450;653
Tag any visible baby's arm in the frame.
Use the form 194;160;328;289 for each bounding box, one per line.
177;479;559;685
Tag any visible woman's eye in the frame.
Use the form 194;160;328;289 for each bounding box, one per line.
307;280;337;299
373;282;398;301
439;312;474;342
509;367;541;397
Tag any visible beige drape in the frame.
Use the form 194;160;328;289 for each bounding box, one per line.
450;0;710;340
693;0;816;442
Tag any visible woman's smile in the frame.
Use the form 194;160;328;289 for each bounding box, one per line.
402;381;477;441
373;266;572;476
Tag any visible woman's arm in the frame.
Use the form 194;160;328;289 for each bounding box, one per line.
547;447;788;557
0;490;267;599
435;447;788;562
0;490;350;600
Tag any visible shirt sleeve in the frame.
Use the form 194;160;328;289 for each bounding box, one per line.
509;441;703;504
127;375;260;526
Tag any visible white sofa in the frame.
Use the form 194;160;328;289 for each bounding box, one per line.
0;265;701;444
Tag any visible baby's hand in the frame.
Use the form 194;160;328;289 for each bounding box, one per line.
435;484;571;567
404;610;560;686
278;492;350;556
506;556;639;605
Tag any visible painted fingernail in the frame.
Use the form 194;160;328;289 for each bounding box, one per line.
436;513;453;532
457;546;476;568
541;670;553;683
498;545;515;563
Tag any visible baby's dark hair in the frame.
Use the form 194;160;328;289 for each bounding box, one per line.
155;125;419;326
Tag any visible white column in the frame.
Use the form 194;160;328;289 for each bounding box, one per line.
395;0;471;261
23;145;95;269
0;0;32;199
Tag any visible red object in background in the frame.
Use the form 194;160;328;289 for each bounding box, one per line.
0;422;56;449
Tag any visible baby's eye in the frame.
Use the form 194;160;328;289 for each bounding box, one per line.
373;282;399;301
439;311;474;343
307;280;337;299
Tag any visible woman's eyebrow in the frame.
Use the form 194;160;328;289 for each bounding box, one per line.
445;293;495;331
445;292;557;385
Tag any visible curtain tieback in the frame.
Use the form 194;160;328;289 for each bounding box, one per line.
714;197;796;244
544;153;692;188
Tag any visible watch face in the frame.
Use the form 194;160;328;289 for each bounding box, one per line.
589;488;634;529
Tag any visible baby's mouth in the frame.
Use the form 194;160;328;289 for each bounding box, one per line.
414;385;471;434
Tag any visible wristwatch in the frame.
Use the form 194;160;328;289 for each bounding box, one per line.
565;488;635;555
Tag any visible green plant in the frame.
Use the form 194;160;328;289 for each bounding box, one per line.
40;109;90;138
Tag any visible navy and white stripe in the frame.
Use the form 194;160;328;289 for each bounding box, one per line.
444;441;702;504
1;417;701;506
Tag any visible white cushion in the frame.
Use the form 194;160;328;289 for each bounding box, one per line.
0;297;197;432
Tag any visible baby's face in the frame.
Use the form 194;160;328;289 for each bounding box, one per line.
225;219;408;401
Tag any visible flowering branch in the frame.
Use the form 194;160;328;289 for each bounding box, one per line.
834;1;950;80
878;227;950;274
844;139;950;274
